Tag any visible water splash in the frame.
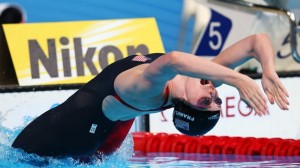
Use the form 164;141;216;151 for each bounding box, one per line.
0;121;134;168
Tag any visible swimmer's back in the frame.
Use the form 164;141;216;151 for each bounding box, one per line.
12;53;165;157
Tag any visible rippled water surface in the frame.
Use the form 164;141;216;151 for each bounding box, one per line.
1;117;300;167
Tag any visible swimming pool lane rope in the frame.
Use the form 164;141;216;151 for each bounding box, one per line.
132;132;300;156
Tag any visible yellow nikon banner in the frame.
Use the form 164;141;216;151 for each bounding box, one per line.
3;18;165;86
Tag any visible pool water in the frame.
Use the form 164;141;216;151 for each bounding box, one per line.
0;123;134;168
1;121;300;167
129;153;300;167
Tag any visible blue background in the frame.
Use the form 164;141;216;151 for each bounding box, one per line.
2;0;194;53
4;0;299;54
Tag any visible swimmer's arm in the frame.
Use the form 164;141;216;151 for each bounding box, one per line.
142;51;269;115
117;52;243;98
114;51;269;115
212;33;289;110
144;51;242;87
116;51;255;98
212;33;275;73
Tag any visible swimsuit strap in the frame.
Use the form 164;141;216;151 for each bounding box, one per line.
114;86;172;112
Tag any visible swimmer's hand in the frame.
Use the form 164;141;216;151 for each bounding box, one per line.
235;74;269;116
261;71;289;110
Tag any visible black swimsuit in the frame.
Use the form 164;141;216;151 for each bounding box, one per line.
12;53;171;157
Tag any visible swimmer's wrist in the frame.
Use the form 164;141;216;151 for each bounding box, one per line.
262;69;278;79
261;63;275;76
222;71;242;87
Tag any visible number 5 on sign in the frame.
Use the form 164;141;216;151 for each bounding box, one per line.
209;22;222;50
194;9;232;56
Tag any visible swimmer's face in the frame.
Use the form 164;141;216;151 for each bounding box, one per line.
185;78;222;111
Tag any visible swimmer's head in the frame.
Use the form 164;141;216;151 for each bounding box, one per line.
172;98;221;136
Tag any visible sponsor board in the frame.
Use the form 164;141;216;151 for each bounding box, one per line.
3;18;164;86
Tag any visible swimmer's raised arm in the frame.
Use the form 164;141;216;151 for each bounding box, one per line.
212;33;274;71
116;51;269;116
211;33;289;110
116;52;242;99
143;51;243;86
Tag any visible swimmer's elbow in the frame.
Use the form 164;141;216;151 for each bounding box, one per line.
254;33;270;41
252;33;270;50
250;33;273;60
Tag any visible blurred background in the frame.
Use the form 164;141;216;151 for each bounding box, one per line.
2;0;300;138
0;0;298;53
2;0;300;73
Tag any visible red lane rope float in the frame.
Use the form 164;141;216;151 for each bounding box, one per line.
209;136;230;154
196;135;217;154
287;140;300;156
131;132;300;156
276;139;295;156
222;136;244;155
247;137;269;155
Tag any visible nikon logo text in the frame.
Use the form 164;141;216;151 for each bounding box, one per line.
29;37;149;79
